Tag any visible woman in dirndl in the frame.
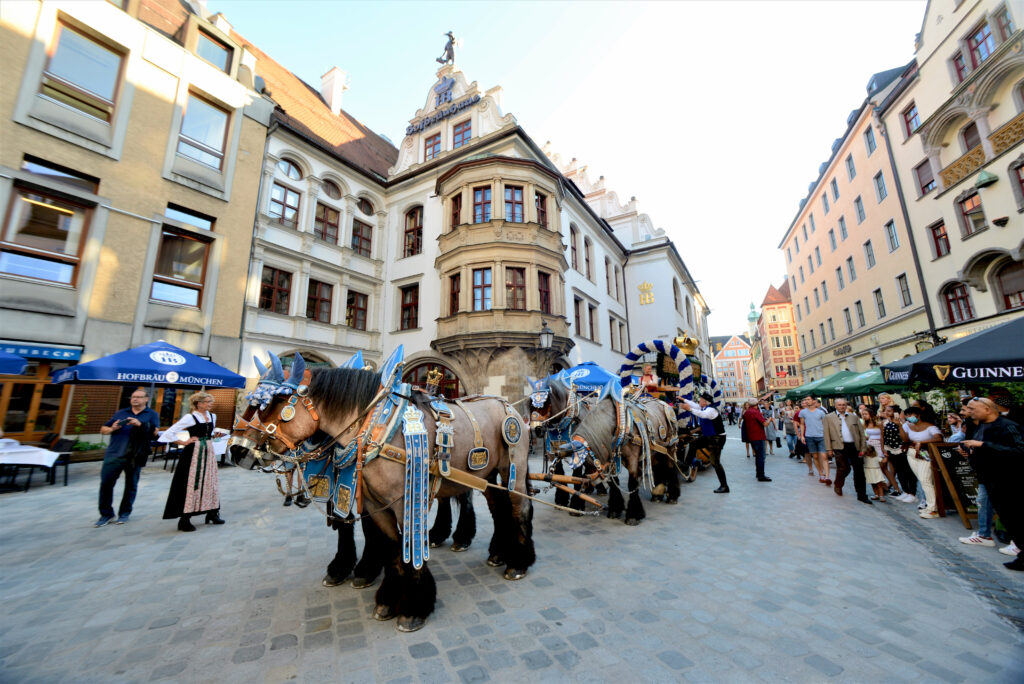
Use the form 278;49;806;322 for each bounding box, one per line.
160;392;226;531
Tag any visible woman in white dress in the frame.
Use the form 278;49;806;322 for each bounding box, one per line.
900;405;945;519
159;392;228;531
859;405;888;502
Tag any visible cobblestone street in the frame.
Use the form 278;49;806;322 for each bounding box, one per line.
2;424;1022;683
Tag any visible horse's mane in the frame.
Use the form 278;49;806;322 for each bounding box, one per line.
573;397;617;460
308;367;381;416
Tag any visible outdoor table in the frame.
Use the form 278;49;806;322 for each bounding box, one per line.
0;442;62;492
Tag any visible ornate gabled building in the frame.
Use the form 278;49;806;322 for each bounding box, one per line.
712;334;755;402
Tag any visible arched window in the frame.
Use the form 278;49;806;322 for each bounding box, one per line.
604;257;612;294
404;363;461;400
569;225;578;270
583;238;592;280
322;180;341;199
961;121;981;152
995;260;1024;310
613;266;621;301
673;279;680;312
403;207;423;257
685;296;693;327
357;197;374;215
942;283;975;324
277;158;302;180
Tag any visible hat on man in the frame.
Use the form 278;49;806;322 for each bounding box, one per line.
699;392;714;402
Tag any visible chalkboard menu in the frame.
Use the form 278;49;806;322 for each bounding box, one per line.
928;443;979;530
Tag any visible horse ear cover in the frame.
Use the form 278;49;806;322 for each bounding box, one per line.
290;352;306;382
254;356;268;380
268;352;285;383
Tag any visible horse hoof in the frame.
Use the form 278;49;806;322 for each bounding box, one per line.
450;542;470;552
351;576;376;590
373;605;396;621
396;615;426;632
650;495;661;502
321;574;347;587
569;511;582;517
486;555;504;567
503;568;527;581
607;510;622;519
665;498;679;505
625;518;641;526
429;540;444;548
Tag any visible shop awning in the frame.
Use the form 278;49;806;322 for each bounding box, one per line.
881;316;1024;386
801;370;859;398
0;351;28;375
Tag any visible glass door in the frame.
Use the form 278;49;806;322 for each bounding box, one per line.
0;360;71;443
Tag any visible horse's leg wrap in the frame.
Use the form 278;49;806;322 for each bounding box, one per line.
665;452;681;503
451;491;476;547
568;465;585;512
428;497;453;547
553;460;569;506
625;473;646;525
324;517;356;586
354;516;386;585
504;494;535;578
484;483;512;567
607;484;624;518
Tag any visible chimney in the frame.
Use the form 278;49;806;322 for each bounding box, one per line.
321;67;348;116
210;12;232;34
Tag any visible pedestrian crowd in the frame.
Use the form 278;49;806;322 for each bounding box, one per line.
766;390;1024;572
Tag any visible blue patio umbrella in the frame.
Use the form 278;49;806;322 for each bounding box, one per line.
554;361;622;400
51;340;245;388
0;350;28;375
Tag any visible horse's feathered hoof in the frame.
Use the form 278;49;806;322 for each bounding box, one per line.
351;576;376;589
625;518;642;526
486;555;504;567
503;568;527;581
569;511;582;517
429;540;444;548
397;615;426;632
450;542;471;552
321;574;346;587
650;495;662;502
665;498;679;505
607;510;622;519
373;604;396;621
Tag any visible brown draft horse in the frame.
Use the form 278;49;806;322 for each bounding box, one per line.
236;365;535;632
541;380;678;524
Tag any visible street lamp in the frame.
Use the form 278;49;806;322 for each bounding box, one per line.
539;320;554;350
869;357;880;369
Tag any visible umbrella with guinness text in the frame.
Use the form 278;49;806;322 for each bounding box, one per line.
51;340;245;388
880;316;1024;386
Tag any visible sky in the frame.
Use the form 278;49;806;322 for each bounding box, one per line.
217;0;927;338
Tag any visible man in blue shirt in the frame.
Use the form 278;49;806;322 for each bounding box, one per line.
96;388;160;527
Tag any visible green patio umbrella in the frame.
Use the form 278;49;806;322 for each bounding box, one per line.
806;370;859;398
827;368;903;396
786;375;834;400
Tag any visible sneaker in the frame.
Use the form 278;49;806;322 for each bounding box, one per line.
115;514;130;525
959;534;995;547
918;502;928;510
919;511;939;519
999;543;1021;557
900;494;917;503
94;516;113;527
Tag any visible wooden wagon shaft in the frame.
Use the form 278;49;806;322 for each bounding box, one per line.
548;483;606;510
527;472;592;486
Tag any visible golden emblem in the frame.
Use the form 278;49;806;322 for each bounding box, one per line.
638;281;654;305
308;475;329;498
933;364;952;381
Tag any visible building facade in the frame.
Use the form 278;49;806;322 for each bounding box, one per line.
778;68;931;384
877;0;1024;343
712;334;755;402
0;0;272;440
755;282;804;395
233;48;713;399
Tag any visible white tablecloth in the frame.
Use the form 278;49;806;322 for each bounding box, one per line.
0;447;61;468
158;432;228;456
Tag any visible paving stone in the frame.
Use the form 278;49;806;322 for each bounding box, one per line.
408;640;440;659
302;631;333;650
231;645;264;664
446;646;478;667
917;661;966;684
567;632;599;650
656;650;694;670
804;655;843;677
149;660;187;680
270;634;298;650
520;649;553;670
539;607;566;621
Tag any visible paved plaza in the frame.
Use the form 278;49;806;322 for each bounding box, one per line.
1;424;1022;683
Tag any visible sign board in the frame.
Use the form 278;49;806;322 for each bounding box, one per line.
927;442;978;530
0;342;82;360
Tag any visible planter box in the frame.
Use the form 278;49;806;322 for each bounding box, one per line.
69;449;106;463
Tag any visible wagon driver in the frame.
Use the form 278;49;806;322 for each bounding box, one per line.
681;392;730;494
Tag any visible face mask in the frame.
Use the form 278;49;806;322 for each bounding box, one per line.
906;416;920;424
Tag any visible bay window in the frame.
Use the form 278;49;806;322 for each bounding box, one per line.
0;189;88;285
150;229;210;306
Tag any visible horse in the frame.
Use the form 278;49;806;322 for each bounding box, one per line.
534;376;678;524
233;351;534;632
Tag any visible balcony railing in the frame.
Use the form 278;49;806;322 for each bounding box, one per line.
989;110;1024;157
940;144;986;188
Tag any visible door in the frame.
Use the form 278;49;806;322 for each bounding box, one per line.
0;360;71;443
